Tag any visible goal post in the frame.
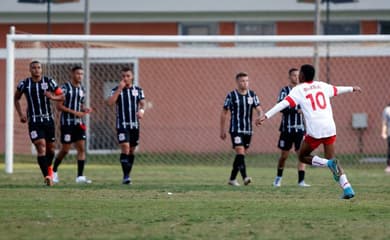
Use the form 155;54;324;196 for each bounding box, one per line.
5;27;390;173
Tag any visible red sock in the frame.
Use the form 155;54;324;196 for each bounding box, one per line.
48;166;53;178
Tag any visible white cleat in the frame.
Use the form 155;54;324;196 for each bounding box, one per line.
385;166;390;173
228;179;240;187
53;172;59;184
244;177;252;186
76;176;92;184
273;177;282;187
298;181;311;187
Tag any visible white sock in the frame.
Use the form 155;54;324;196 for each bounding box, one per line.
311;155;329;167
339;174;351;189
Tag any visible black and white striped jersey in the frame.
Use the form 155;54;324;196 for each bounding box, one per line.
111;85;145;130
16;76;59;124
60;82;86;126
223;89;261;135
277;86;305;133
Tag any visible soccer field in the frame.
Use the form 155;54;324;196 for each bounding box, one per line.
1;163;390;240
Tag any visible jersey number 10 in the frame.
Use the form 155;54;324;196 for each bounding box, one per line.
306;92;327;111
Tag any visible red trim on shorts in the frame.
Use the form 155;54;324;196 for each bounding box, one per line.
285;96;296;108
304;134;336;150
333;86;338;96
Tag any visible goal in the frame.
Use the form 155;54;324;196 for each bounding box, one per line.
5;26;390;173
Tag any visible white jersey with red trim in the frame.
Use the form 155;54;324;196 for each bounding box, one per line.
285;81;338;139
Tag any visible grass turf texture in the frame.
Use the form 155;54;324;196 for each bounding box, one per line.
1;163;390;240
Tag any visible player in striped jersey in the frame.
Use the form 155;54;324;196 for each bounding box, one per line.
14;61;64;186
220;72;264;186
382;103;390;173
259;64;361;199
107;67;145;185
273;68;310;188
52;66;92;184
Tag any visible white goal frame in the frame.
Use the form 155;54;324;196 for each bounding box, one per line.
5;26;390;173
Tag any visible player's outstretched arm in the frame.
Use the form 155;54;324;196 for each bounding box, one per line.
265;100;290;119
334;86;361;96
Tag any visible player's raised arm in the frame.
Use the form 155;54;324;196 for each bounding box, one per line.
107;80;126;106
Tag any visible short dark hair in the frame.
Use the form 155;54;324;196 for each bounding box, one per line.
235;72;248;80
71;65;83;72
30;60;41;67
288;68;298;75
121;66;134;74
300;64;315;82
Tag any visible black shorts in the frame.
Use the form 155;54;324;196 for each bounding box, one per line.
117;128;140;146
230;133;252;149
61;125;86;144
28;122;55;143
278;131;304;151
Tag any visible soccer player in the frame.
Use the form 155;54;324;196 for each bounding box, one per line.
14;60;63;186
220;72;264;186
273;68;310;188
259;64;360;199
382;103;390;173
52;66;92;184
107;67;145;185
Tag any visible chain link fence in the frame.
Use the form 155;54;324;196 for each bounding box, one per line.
10;38;390;168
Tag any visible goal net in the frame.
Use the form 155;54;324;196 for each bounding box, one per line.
5;29;390;173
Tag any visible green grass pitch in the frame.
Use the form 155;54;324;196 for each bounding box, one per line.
1;162;390;240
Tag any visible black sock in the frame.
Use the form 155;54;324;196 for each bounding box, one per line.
46;153;55;167
120;153;130;178
127;154;135;176
236;154;247;180
298;170;305;183
53;158;62;172
77;160;85;177
230;155;240;180
277;168;284;177
37;156;48;177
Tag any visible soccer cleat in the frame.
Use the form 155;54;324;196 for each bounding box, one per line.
44;176;53;186
53;172;59;183
244;177;252;186
75;176;92;184
298;181;311;187
273;177;282;187
122;177;132;185
228;179;240;186
341;186;355;199
385;166;390;173
327;159;341;182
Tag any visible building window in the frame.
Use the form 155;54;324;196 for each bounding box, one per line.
235;22;276;47
379;21;390;34
323;22;360;35
236;22;275;35
179;22;218;47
